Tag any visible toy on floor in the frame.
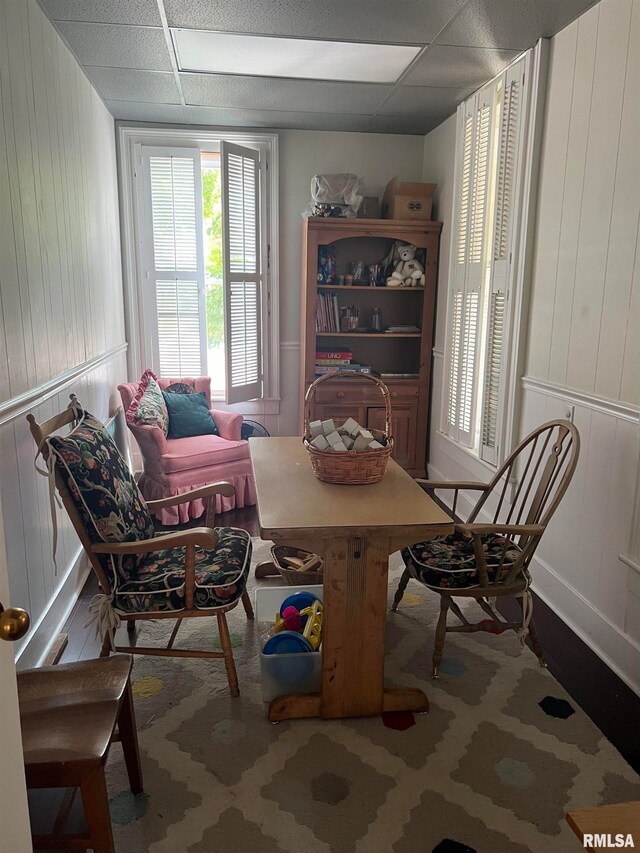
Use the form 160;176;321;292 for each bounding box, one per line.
272;592;323;651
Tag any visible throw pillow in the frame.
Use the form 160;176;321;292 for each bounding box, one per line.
162;390;219;439
125;369;169;435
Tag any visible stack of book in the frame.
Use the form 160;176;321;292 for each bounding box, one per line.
316;292;340;332
314;349;373;376
384;324;421;333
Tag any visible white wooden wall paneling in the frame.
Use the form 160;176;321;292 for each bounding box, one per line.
595;1;640;400
0;0;128;663
0;2;35;394
547;8;598;388
566;1;633;391
527;22;578;381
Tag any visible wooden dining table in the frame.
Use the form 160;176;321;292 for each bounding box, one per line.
249;437;454;722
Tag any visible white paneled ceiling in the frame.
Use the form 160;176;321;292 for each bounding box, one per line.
37;0;599;134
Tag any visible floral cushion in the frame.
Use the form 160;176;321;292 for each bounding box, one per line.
49;410;156;584
125;369;169;435
114;527;252;613
402;530;523;590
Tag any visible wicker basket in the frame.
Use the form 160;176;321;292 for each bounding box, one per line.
271;545;324;586
303;371;394;485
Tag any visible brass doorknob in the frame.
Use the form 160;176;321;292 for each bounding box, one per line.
0;602;30;642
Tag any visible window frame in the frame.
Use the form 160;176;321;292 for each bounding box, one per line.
117;124;280;414
440;41;548;469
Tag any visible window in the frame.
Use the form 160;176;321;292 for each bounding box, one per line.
443;45;546;465
119;128;279;408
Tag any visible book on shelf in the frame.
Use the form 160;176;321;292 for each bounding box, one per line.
379;372;420;379
315;363;373;375
384;324;421;333
316;349;353;360
315;358;351;365
315;291;341;333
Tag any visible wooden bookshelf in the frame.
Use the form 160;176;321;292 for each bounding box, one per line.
300;217;442;477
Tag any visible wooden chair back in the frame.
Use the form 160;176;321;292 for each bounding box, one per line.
27;396;115;594
468;419;580;544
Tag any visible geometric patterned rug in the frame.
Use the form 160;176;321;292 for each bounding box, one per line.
104;540;640;852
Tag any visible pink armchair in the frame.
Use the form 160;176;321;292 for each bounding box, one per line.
118;376;256;525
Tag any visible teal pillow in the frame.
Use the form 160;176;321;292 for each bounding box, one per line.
162;391;219;439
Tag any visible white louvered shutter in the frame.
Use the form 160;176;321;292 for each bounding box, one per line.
480;60;525;464
444;86;495;447
142;147;207;376
221;141;262;404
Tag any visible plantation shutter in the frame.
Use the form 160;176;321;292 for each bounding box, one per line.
221;141;262;404
142;147;207;376
445;85;495;447
480;60;525;464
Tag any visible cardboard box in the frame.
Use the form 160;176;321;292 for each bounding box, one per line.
381;177;436;220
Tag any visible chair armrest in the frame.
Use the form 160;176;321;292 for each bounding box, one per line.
146;481;235;510
91;527;219;555
126;422;168;466
416;479;489;492
211;408;243;441
455;523;545;537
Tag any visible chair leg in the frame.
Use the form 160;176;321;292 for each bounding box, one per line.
432;594;451;679
127;620;136;635
241;589;255;619
100;628;113;658
217;611;239;697
516;595;546;667
391;568;411;611
118;681;144;795
80;763;115;853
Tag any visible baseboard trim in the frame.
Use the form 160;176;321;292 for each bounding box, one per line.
15;549;91;670
529;553;640;696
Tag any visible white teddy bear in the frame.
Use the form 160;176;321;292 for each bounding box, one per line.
386;243;425;287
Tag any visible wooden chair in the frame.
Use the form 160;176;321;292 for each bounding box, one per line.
28;397;254;696
392;419;580;677
19;654;141;853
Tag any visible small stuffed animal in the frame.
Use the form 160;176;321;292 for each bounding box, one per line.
386;243;425;287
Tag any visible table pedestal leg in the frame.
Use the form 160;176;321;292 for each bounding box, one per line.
267;535;429;722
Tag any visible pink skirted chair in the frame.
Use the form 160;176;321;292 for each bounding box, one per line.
118;373;256;525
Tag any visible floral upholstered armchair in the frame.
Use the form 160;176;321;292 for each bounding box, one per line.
118;371;256;525
28;398;254;696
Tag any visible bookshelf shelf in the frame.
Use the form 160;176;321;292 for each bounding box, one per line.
300;217;442;476
316;332;422;338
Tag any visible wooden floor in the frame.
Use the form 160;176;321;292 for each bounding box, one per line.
57;504;638;772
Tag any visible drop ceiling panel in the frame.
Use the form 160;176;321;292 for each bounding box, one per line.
163;0;465;44
403;45;521;88
38;0;161;26
37;0;600;134
83;68;181;104
434;0;599;49
183;106;375;132
380;85;474;117
106;101;186;122
55;22;173;71
180;73;392;115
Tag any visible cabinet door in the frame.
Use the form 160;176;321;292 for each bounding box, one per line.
367;406;417;471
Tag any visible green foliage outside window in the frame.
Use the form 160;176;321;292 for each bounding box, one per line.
202;168;224;347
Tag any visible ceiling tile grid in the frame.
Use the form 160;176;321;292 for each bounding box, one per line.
37;0;599;134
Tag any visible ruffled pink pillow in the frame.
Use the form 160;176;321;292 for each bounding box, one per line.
125;369;169;435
